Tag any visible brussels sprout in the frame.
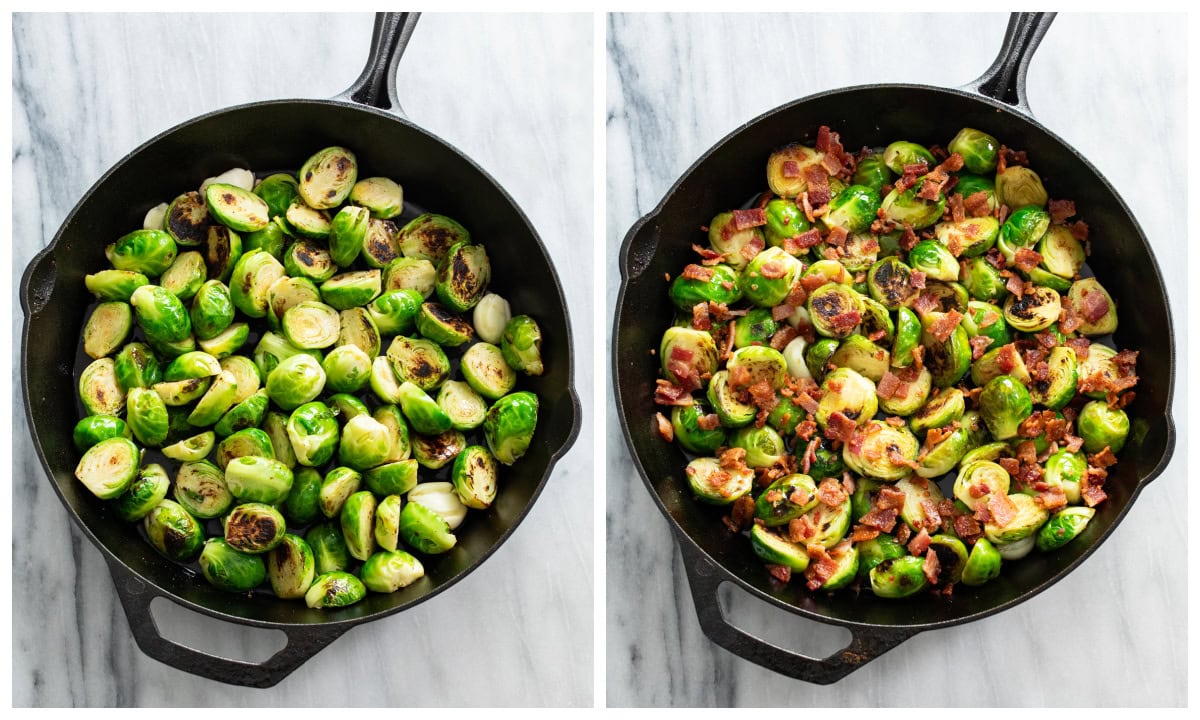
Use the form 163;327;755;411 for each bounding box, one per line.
266;276;320;333
144;499;204;561
466;294;511;346
749;525;809;572
360;218;402;269
704;370;755;428
171;460;230;519
864;257;916;310
111;463;170;521
350;176;404;219
1076;343;1121;400
958;537;1002;586
1036;506;1095;552
369;354;405;403
923;534;969;585
894;476;945;531
877;306;917;370
953;460;1012;509
257;412;295;471
106;229;178;276
685;456;753;504
373;404;412;463
820;185;879;233
219;354;261;400
244;217;290;260
336;415;391;470
325;392;372;422
86;269;150;302
410;304;472;349
383;257;438;298
277;301;340;351
203;226;243;285
382;336;449;394
320;270;382;310
163;351;220;381
1033;227;1084;280
960;441;1014;468
921;281;969;315
755;473;819;526
1002;285;1061;333
361;550;425;594
856;534;907;581
307;521;351;575
445;445;495;509
366;460;419;498
659;327;717;386
266;534;316;599
1026;265;1072;294
762;198;810;249
815;367;877;428
979;375;1033;440
224;456;293;505
907;240;960;283
726;346;788;391
437;380;488;431
81;363;129;428
124;387;168;446
960;256;1009;304
230;250;286;319
305;572;366;609
882;141;935;174
252;173;299;219
165;191;211;247
947;128;999;173
215;426;273;469
812;545;860;591
457;343;515;401
670;401;727;455
741;247;802;307
407;482;468;530
1045;450;1086;505
765;144;825;197
983;493;1049;545
881;182;945;230
328;205;370;267
197;323;249;361
482;391;538;465
316;345;371;395
806;283;862;338
995;166;1048;209
297;146;357;209
339;490;377;561
1067;278;1118;336
73;415;132;452
829;334;890;383
281;467;322;525
802;337;838;383
206;183;270;233
868;555;928;599
934;216;1000;258
728;426;785;469
1077;400;1130;454
252;330;316;378
82;301;133;360
842;420;919;480
953;173;997;209
224;502;287;554
971;343;1031;387
1000;206;1051;254
914;422;972;478
266;353;326;411
398;501;457;554
198;538;266;592
188;280;235;341
921;313;971;388
669;263;743;310
287;402;340;467
909;387;965;434
182;370;236;428
878;365;932;417
374;494;404;552
283;239;336;283
961;300;1011;348
1028;346;1077;410
434;242;491;312
367;288;424;336
851;152;891;193
130;285;191;344
397;213;469;266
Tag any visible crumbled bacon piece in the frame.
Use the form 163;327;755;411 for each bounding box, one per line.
731;208;767;230
1044;417;1068;443
719;447;748;470
909;344;926;369
963;191;992;218
654;379;693;406
994;343;1019;373
916;175;945;202
728;495;755;531
1079;288;1111;324
1035;486;1068;511
826;225;849;248
876;371;901;400
923;549;941;585
805;544;840;591
829;311;862;333
1013;247;1044;273
770;304;794;323
681;264;713;282
926;309;963;343
987;493;1018;527
1081;483;1108;508
757;259;787;280
924;426;951;450
910;270;927;290
849;525;882;543
876;486;906;511
896;523;912;545
696;413;721;432
766;564;792;583
969;334;994;360
804;166;831;207
692;243;724;264
953;514;982;540
667;360;701;393
1005;273;1026;298
746;381;778;414
859;508;897;533
1089;446;1118;469
825;412;857;443
769;325;798;351
816;478;848;509
691;302;711;331
919;498;943;530
908;528;932;557
939;153;965;173
973;504;993;524
946;192;966;223
654;412;674;442
1048;198;1076;224
739;236;765;261
781;160;801;178
1018;413;1046;439
1063;435;1084;453
912;291;938;316
1069;220;1090;241
997;456;1020;476
1114;349;1139;375
789;515;817;543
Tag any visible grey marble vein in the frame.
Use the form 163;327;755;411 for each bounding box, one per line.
606;13;1186;707
13;12;593;707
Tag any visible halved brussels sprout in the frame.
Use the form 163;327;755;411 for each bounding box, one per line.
245;215;290;261
908;240;959;282
780;336;811;383
280;301;341;350
960;537;1002;586
869;555;929;599
435;242;491;312
307;522;351;575
224;502;287;554
368;288;424;336
459;342;517;400
815;545;860;592
671;401;727;454
174;460;233;519
254;173;300;220
328;205;370;267
881;182;945;230
1029;346;1078;409
889;306;921;368
263;410;297;470
754;474;819;527
953;460;1011;509
472;293;512;345
373;404;412;463
851;152;892;193
979;375;1033;440
319;466;362;519
190;280;236;341
1077;400;1130;454
86;269;150;302
984;493;1049;545
186;370;238;428
252;330;316;378
894;476;946;532
74;436;139;500
416;303;474;348
685;456;753;505
206;183;270;233
856;534;906;581
369;354;405;403
131;285;192;344
749;525;809;572
921;281;969;315
374;494;404;552
73;415;132;452
960;256;1009;304
338;415;392;470
961;300;1011;348
822;185;881;233
669;263;743;310
660;326;717;386
909;387;965;434
350;176;404;219
867;257;920;310
321;345;372;394
399;500;458;554
1003;285;1061;332
763;198;810;249
144;499;204;562
283;239;336;283
83;302;133;360
484;391;538;465
995;166;1048;209
934;216;1000;258
742;247;801;307
218;355;261;404
1045;449;1086;505
971;343;1031;387
165;191;210;247
152;376;211;408
266;534;316;600
843;420;919;480
339;490;377;562
197;322;249;360
882;141;935;173
361;550;425;594
223;455;293;505
287;401;340;467
395;381;452;436
878;365;932;417
383;257;438;298
815;367;877;428
830;334;890;383
914;422;972;478
452;445;498;509
1036;506;1095;552
921;314;971;387
298;146;357;209
398;214;470;266
285;199;332;239
112;463;170;522
804;338;839;383
1067;278;1118;336
106;229;177;276
163;351;221;381
386;335;450;392
366;460;419;499
705;370;755;428
808;282;863;338
230;250;286;319
1038;225;1085;279
925;534;969;585
205;226;243;285
79;358;126;416
729;426;785;469
320;270;382;311
305;572;366;609
726;345;787;390
438;380;488;431
766;144;825;197
948;128;999;173
127;387;170;446
362;218;402;269
1076;343;1119;400
266;353;326;411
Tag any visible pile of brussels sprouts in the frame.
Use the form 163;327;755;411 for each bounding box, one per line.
73;146;544;608
659;126;1136;599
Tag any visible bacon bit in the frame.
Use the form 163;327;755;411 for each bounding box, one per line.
964;191;991;218
1055;305;1082;334
1069;220;1090;241
912;291;938;316
939;152;965;173
800;272;831;293
944;192;966;224
1033;331;1058;350
692;243;724;265
874;486;905;511
987;493;1018;528
910;270;928;291
820;152;845;177
804;166;831;207
908;528;932;557
923;549;942;585
1013;247;1044;273
766;564;792;583
732;208;767;230
781;160;801;179
859;507;898;533
916;175;945;202
691;302;712;331
793;390;819;415
953;514;982;540
695;413;720;432
653;411;676;443
973;504;993;524
997;204;1012;225
799;191;817;223
1089;446;1118;469
788;487;813;507
1063;434;1084;453
783;284;809;311
789;515;817;543
1035;486;1068;511
746;381;778;414
1081;483;1108;508
997;457;1020;477
719;447;748;470
1110;391;1136;409
670;346;694;364
739;236;765;262
1048;199;1076;224
887;446;920;470
829;311;862;333
896;523;913;545
969;334;994;361
1044;417;1068;443
899;223;919;252
1017;413;1046;440
725;495;754;531
842;473;856;496
1079;289;1111;324
667;360;701;393
1005;273;1026;299
816;478;848;509
850;525;882;543
1114;349;1139;375
825;412;857;443
919;499;943;531
994;343;1018;374
769;325;798;351
681;264;714;282
768;304;793;323
877;371;901;400
926;309;964;343
654;379;693;406
805;544;840;591
759;259;788;280
826;225;849;248
729;365;753;392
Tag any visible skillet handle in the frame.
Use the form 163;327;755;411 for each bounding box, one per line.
677;538;918;684
961;12;1057;117
335;12;421;115
105;558;348;688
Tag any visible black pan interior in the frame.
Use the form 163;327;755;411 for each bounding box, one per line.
615;84;1173;629
24;99;578;626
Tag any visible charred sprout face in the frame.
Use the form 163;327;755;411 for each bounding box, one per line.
298;146;358;209
362;219;402;269
842;420;919;480
726;346;788;390
808;283;863;338
398;214;470;266
144;500;204;562
266;534;316;599
1029;345;1078;409
935;215;999;258
867;257;920;310
920;313;971;387
733;308;777;349
1003;285;1061;332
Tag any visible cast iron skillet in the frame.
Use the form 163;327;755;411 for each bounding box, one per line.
21;13;580;688
613;12;1175;684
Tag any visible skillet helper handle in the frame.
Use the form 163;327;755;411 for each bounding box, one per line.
962;12;1057;117
105;558;347;688
336;12;421;115
677;539;917;684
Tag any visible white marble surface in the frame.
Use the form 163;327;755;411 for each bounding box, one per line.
606;13;1186;707
12;13;593;707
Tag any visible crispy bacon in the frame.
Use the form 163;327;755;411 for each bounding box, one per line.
939;153;965;173
859;507;898;533
1035;486;1068;511
919;498;943;530
829;311;862;333
770;304;794;323
987;493;1018;528
696;413;721;431
719;447;748;471
1079;289;1111;323
1063;434;1084;453
1005;273;1027;298
732;208;767;230
973;504;993;524
781;160;801;178
947;192;966;223
898;223;919;252
746;380;778;414
825;412;857;443
908;528;932;557
1018;413;1046;440
800;272;831;293
805;544;840;591
804;166;831;207
969;334;994;361
654;412;674;442
912;291;938;316
681;264;714;282
896;523;912;545
997;456;1020;476
877;371;901;400
654;379;693;406
995;343;1019;374
667;360;701;393
739;236;765;262
1114;349;1139;375
826;225;849;248
1044;416;1068;443
789;515;817;543
964;191;992;218
926;309;963;343
1069;220;1090;241
729;495;755;531
922;549;941;585
1089;446;1118;469
910;270;927;290
1013;247;1043;273
689;302;712;331
758;259;788;280
692;243;724;264
876;486;906;511
769;325;799;351
1081;482;1108;508
1048;199;1076;224
766;564;792;583
816;478;849;509
849;525;882;543
953;514;982;540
